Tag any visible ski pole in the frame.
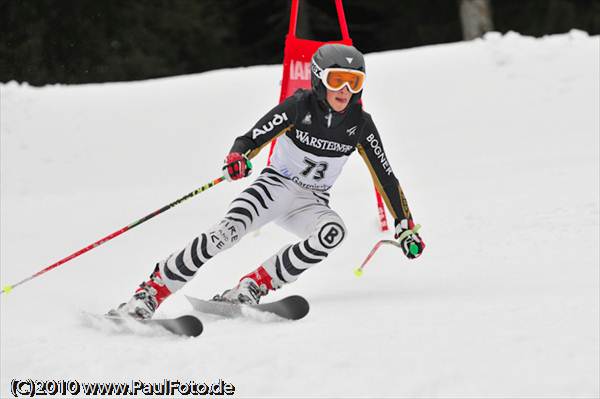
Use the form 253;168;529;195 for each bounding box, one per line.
1;176;225;295
353;240;400;277
354;224;422;277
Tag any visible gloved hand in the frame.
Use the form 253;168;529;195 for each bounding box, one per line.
394;218;425;259
223;152;252;181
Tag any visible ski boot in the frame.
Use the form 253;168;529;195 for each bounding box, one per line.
213;266;274;305
109;266;172;320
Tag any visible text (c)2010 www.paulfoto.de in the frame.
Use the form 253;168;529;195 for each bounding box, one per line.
10;378;236;397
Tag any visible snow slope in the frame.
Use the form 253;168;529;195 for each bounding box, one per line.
1;30;598;398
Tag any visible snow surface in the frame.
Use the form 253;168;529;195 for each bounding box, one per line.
1;31;599;398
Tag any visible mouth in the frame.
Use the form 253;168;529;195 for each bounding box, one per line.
335;96;349;104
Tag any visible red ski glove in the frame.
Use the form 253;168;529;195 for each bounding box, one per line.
394;218;425;259
223;152;252;181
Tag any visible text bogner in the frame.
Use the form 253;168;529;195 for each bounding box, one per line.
365;132;393;175
295;128;353;154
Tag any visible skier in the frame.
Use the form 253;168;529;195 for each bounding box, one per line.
113;44;425;320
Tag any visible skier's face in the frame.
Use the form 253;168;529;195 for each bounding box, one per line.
326;86;352;112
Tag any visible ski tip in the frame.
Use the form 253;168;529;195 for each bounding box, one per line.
176;315;204;337
288;294;309;305
292;295;308;305
284;295;310;320
146;315;204;338
184;294;197;305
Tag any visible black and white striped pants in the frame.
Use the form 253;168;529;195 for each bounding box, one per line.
157;167;347;293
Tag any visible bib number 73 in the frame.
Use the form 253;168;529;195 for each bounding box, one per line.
301;157;328;180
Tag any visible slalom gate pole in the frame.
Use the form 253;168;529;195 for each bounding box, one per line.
353;240;401;277
1;176;225;295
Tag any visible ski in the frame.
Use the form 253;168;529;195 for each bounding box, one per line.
101;314;203;337
186;295;309;321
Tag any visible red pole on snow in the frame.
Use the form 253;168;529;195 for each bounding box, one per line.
1;177;224;295
376;189;389;231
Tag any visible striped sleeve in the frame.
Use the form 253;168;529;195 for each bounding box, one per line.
229;93;298;159
357;114;412;221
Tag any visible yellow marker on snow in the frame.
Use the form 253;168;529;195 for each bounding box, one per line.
354;268;364;277
2;285;13;294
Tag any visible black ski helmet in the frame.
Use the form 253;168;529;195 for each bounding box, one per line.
311;43;366;105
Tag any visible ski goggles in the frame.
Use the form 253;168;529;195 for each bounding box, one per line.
316;65;366;93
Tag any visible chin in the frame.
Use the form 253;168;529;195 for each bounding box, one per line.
326;97;350;112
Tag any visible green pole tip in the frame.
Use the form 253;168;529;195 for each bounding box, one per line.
409;243;419;255
354;268;364;277
2;285;13;294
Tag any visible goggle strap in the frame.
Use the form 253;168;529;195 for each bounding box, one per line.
311;59;324;79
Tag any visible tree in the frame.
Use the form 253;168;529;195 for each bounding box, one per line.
459;0;494;40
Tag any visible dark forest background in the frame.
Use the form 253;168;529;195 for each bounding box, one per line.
1;0;599;86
